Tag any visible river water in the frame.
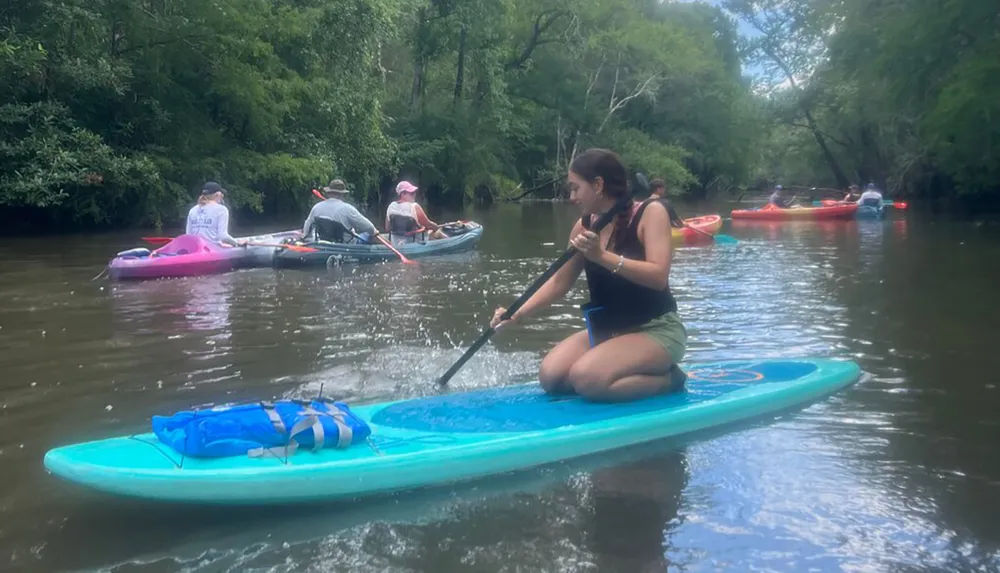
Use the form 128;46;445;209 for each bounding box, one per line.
1;201;998;572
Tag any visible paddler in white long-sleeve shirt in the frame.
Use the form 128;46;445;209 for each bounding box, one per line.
185;182;242;246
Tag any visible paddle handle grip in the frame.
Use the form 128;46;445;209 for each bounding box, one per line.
437;197;630;386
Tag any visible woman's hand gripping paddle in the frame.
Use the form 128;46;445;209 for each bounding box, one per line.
436;173;650;386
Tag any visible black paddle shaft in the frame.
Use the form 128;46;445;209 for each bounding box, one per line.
437;191;638;387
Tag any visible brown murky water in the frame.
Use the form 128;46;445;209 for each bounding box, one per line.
1;202;999;572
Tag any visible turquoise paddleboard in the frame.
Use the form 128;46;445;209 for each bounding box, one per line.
43;358;861;504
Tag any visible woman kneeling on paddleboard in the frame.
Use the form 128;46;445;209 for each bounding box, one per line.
491;148;687;402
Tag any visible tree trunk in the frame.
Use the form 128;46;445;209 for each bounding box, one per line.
411;58;425;110
453;24;467;106
761;46;850;188
858;124;885;188
410;8;427;110
802;107;849;188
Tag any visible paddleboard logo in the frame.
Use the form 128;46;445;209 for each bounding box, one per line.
688;368;764;383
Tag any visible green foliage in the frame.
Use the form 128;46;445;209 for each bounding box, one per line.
0;101;168;226
1;0;765;230
0;0;396;229
604;129;695;195
749;0;1000;202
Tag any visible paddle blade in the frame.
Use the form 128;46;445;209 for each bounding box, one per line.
245;242;318;253
311;188;325;201
141;236;173;245
893;201;908;209
713;234;739;245
282;244;318;253
374;234;418;265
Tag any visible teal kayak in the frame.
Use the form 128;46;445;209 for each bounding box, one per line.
272;222;483;267
43;358;860;504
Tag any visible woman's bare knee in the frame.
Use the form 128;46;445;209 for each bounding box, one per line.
567;362;613;398
538;330;591;394
539;355;572;393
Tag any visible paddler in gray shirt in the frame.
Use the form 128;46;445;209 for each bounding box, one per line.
302;179;380;243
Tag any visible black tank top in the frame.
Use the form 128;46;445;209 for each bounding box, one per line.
580;199;677;333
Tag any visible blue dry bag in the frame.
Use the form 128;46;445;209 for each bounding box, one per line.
151;399;371;458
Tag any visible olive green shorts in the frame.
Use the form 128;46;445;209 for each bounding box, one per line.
626;311;687;363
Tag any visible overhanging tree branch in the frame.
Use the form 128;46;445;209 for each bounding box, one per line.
783;121;851;147
506;10;569;70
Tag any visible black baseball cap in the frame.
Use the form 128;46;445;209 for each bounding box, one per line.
201;181;226;195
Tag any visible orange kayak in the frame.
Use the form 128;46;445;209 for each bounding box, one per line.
672;214;723;242
731;203;858;220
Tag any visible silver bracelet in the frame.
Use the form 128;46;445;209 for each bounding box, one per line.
612;254;624;274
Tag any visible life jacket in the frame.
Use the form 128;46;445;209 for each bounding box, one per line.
386;201;425;242
580;199;677;343
151;399;371;459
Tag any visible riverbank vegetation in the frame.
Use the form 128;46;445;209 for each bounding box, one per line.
1;0;996;230
735;0;1000;207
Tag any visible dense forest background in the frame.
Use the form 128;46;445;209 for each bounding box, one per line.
1;0;997;230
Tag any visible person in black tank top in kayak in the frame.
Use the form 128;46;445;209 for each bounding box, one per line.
490;148;688;402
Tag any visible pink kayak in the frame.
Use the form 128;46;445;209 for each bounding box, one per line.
108;231;299;281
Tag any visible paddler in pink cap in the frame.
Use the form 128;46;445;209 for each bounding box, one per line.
385;180;447;242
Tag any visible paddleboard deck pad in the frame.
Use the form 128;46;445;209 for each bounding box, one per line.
44;358;860;504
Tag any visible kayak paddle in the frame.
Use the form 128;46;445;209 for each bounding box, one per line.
141;236;173;245
245;242;318;253
812;199;907;209
375;233;418;265
437;173;649;386
682;221;737;245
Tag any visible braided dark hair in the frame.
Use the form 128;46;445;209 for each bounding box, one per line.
570;148;632;252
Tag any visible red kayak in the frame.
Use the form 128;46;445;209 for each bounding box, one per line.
731;203;858;221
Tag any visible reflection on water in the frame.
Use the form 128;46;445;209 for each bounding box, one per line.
1;206;999;572
587;451;687;572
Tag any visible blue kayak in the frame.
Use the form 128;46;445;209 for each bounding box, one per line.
43;358;860;504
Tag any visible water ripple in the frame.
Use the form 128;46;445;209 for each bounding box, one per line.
1;212;998;572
